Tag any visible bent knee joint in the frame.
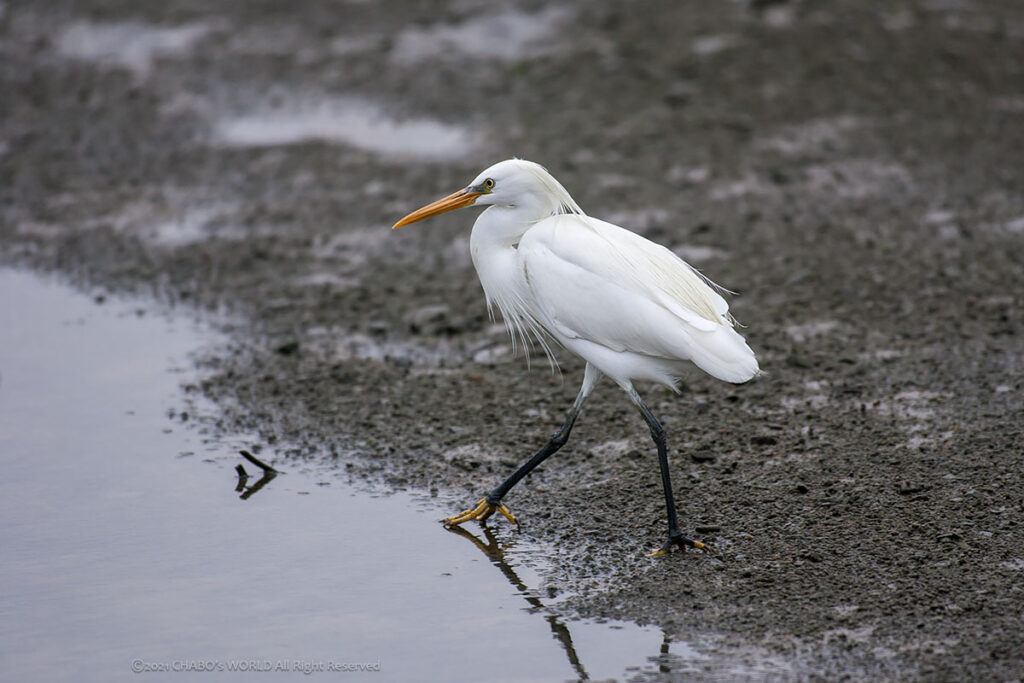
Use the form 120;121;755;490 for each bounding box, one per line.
551;432;570;448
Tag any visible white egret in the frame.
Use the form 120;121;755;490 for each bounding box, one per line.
392;159;759;556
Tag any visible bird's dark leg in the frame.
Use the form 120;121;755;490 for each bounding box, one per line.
443;364;602;527
627;387;708;556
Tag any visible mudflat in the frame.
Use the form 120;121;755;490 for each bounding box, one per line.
3;1;1023;677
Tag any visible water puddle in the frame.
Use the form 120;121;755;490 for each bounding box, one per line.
0;268;709;681
56;20;214;77
213;97;478;160
391;7;570;64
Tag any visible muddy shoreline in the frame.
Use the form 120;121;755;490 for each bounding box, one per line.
3;0;1024;678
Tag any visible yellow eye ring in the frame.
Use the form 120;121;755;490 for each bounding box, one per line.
483;178;495;190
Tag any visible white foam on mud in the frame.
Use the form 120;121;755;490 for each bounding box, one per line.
872;390;944;421
292;272;360;290
786;320;839;342
215;25;380;62
781;394;829;412
924;209;956;225
903;431;954;451
56;20;213;76
762;6;796;28
757;116;861;157
147;205;238;247
327;331;458;366
692;34;736;56
441;443;490;464
391;7;570;63
780;379;833;413
709;174;771;201
214;98;478;160
669;165;710;184
588;439;634;460
802;160;915;199
471;344;513;364
97;200;243;248
1004;216;1024;233
858;348;906;361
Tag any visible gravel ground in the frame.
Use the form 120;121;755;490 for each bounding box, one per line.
3;0;1024;678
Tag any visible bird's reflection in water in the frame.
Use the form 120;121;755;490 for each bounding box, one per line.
234;465;277;499
233;450;280;500
445;523;590;680
226;454;688;678
446;524;691;680
660;630;673;674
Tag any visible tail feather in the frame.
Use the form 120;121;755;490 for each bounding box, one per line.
686;325;759;384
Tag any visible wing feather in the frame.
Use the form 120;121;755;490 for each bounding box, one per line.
517;214;758;382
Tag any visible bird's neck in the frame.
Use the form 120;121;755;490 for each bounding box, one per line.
469;204;542;310
470;199;554;249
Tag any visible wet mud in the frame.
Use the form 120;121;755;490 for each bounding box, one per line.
3;0;1024;678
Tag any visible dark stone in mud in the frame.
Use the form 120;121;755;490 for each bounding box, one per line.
4;0;1024;678
275;341;300;356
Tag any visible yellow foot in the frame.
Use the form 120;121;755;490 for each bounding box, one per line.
647;534;710;558
443;498;518;527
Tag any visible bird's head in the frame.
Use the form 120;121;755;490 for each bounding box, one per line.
391;159;582;229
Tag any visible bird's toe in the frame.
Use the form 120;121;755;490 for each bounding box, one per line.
442;498;518;527
647;533;709;557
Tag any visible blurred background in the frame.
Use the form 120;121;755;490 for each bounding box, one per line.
2;0;1023;679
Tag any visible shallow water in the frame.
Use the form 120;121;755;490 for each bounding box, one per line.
390;7;571;63
213;97;479;160
0;268;706;681
56;19;214;77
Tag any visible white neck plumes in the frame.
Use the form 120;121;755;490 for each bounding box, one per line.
511;160;585;219
468;162;581;364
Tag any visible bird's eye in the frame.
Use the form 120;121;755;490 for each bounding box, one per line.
483;178;495;190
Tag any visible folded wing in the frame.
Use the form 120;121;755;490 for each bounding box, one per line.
518;214;758;384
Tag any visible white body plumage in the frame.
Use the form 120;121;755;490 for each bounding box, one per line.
467;159;758;391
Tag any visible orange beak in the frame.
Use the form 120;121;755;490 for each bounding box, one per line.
391;188;482;229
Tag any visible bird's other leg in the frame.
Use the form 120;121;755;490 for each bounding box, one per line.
626;387;709;557
443;364;602;527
